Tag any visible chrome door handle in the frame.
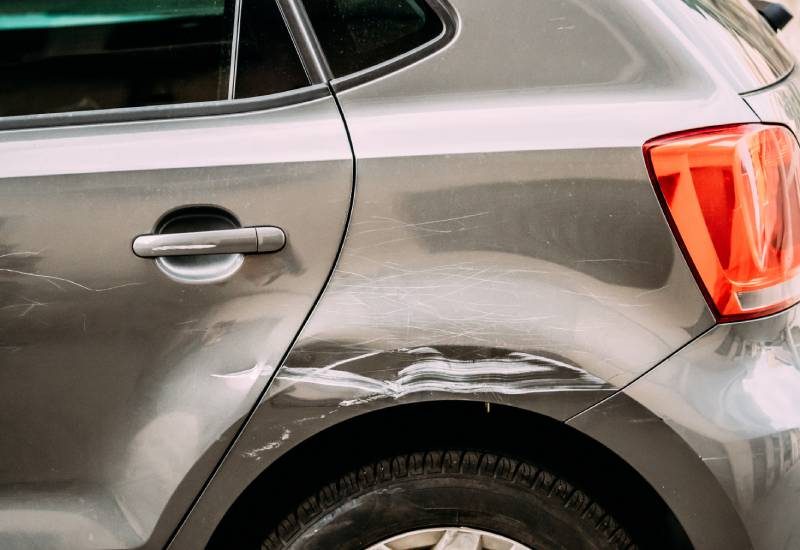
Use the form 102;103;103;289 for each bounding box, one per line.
133;226;285;258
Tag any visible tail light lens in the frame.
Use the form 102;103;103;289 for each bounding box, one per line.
645;124;800;321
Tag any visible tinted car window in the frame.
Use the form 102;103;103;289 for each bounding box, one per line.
235;0;310;98
303;0;444;77
0;0;309;117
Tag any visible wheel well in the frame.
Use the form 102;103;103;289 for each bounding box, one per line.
208;400;691;549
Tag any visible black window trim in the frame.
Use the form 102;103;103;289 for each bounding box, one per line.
276;0;333;84
227;0;246;99
0;84;330;131
304;0;459;92
278;0;458;91
0;0;457;131
0;0;326;131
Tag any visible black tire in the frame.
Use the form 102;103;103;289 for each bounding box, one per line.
261;449;636;550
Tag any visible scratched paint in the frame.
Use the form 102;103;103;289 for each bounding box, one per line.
0;96;354;548
242;429;292;460
274;348;612;409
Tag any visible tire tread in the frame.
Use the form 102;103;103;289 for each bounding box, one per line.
261;450;635;550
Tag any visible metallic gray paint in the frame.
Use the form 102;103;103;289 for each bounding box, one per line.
569;393;751;549
0;96;352;548
171;0;775;547
568;65;800;550
668;0;794;93
575;304;800;549
571;62;800;550
132;227;285;258
745;63;800;129
3;0;799;548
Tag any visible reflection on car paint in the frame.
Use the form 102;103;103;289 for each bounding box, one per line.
619;307;800;549
273;347;614;410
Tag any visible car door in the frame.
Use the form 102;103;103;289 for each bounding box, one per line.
0;1;352;548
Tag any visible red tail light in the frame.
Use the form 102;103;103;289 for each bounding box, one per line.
644;124;800;321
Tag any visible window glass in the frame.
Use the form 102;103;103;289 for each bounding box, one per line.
235;0;310;98
0;0;235;116
0;0;310;117
302;0;444;77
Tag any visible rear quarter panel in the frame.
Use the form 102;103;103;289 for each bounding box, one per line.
170;0;764;546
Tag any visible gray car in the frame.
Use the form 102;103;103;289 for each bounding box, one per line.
2;0;800;548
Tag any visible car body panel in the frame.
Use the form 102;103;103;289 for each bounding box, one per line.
2;0;797;548
168;1;769;547
569;63;800;550
573;64;800;550
569;392;751;549
573;304;800;550
302;0;752;406
663;0;794;93
745;64;800;131
0;94;352;549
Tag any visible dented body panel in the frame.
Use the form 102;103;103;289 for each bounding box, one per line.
170;1;775;547
2;0;799;548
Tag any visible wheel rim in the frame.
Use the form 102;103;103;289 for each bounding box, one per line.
366;527;531;550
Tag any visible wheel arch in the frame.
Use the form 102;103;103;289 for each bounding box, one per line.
206;399;693;549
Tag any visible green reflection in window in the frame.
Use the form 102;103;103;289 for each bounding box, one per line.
0;0;224;30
